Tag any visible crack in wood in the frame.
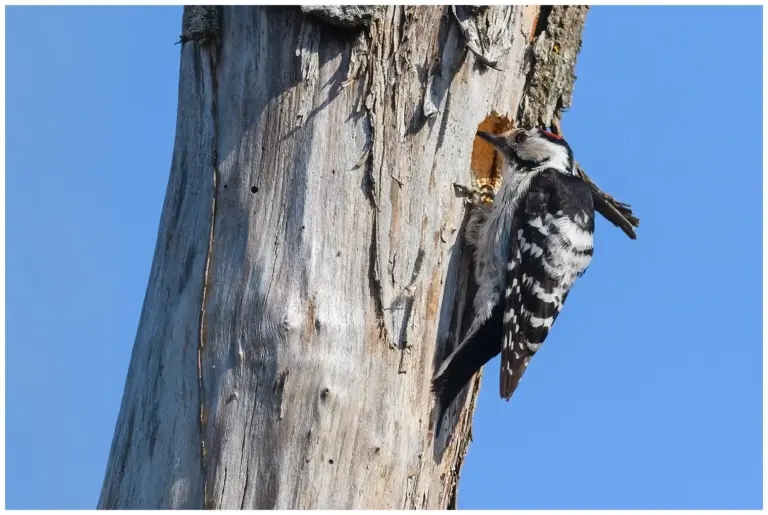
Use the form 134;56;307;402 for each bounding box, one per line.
196;41;220;510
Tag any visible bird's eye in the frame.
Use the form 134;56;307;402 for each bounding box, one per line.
514;132;528;144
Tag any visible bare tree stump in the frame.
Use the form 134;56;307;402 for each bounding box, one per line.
99;5;588;509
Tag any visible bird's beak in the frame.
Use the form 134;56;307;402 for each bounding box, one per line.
476;130;508;150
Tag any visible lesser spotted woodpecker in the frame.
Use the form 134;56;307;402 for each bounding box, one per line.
433;127;595;417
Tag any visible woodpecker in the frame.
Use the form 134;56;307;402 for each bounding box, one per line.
433;127;595;421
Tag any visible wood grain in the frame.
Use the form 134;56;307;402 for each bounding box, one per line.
99;6;587;509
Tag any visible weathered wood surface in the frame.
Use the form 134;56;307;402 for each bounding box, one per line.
99;5;587;509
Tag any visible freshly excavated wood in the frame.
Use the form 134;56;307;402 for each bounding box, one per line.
99;5;589;509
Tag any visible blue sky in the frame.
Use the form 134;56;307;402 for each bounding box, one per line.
6;6;762;510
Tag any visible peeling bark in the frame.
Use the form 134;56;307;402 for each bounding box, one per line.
300;5;383;28
178;5;219;45
99;5;589;509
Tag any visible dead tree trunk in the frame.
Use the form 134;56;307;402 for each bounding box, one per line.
98;5;588;509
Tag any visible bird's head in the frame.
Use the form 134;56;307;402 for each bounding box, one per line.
476;127;575;175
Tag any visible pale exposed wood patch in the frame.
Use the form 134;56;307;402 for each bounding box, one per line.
471;112;514;187
425;267;442;324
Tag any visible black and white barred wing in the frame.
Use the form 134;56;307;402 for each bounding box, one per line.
500;172;592;400
499;211;527;399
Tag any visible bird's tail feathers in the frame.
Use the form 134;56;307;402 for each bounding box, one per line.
431;303;503;426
